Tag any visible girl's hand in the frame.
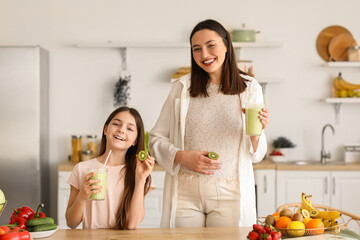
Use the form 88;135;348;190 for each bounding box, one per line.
242;107;269;129
136;154;155;181
175;150;221;175
78;172;102;201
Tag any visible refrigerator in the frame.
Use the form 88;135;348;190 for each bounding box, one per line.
0;46;49;223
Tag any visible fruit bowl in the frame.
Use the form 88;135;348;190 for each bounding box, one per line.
275;224;344;238
269;155;285;163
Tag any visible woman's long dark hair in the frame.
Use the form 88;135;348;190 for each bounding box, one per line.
98;106;152;230
189;19;248;97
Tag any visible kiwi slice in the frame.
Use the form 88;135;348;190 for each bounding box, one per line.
301;208;311;218
208;152;219;160
309;209;319;218
138;150;148;162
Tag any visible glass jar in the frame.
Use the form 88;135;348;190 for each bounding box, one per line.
81;150;93;162
348;46;360;62
84;135;98;158
71;135;82;163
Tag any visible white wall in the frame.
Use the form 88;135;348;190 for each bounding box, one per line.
1;0;360;220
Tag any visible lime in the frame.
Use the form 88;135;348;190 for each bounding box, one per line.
348;89;355;97
287;221;305;237
355;91;360;97
339;89;348;98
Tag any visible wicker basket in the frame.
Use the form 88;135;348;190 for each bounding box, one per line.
258;216;345;239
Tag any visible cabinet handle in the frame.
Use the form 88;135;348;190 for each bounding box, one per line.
332;177;336;195
325;176;328;195
263;175;267;194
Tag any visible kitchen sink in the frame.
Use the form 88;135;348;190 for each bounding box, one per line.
286;161;346;165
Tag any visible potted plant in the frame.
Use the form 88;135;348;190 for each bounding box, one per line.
269;136;296;162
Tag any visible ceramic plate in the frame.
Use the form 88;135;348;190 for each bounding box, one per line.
30;227;59;239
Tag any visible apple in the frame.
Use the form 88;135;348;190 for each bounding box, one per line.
0;189;5;212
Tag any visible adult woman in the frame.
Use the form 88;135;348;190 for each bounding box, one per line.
149;19;268;228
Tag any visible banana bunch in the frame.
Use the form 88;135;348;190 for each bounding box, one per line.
333;72;360;98
300;193;341;221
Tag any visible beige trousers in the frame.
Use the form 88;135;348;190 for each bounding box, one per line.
175;172;240;228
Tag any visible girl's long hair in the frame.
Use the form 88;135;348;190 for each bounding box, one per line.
189;19;249;97
98;106;151;229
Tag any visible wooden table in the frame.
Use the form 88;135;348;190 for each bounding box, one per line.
47;227;252;239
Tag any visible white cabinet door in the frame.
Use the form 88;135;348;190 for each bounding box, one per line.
254;169;276;218
331;171;360;233
139;171;165;228
276;171;331;209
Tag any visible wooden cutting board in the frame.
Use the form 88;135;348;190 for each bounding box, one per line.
316;25;352;61
328;33;357;61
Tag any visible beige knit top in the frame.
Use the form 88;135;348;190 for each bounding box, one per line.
180;83;243;179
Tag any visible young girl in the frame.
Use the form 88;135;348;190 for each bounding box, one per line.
149;19;268;228
66;106;155;229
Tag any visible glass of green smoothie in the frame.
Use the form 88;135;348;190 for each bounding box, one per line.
88;168;108;201
245;103;264;136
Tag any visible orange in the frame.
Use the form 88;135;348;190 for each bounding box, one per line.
275;216;292;229
303;217;312;226
272;212;280;221
305;219;325;235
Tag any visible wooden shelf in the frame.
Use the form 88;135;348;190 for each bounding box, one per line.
323;62;360;67
75;41;283;49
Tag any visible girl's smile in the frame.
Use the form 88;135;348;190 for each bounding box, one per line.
104;111;138;151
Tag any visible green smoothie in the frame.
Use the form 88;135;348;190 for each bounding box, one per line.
89;168;108;201
245;104;264;136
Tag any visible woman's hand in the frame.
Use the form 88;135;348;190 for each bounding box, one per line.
242;107;269;129
175;150;221;175
78;172;102;201
136;155;155;181
259;107;269;129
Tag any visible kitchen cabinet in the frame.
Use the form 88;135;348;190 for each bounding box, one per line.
57;171;82;229
57;170;165;229
276;170;360;232
254;169;276;218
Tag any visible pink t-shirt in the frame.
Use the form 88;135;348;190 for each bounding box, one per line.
67;158;154;229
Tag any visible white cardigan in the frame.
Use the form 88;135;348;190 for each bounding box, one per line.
149;73;267;227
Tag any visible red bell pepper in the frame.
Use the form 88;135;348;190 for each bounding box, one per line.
0;227;30;240
7;217;27;230
28;204;46;220
9;207;34;223
0;226;10;235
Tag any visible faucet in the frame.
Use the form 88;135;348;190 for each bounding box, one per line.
321;124;335;164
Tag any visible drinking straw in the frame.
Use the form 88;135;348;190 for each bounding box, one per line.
102;149;112;171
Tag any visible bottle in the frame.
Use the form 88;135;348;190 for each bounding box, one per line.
71;135;82;163
84;135;98;158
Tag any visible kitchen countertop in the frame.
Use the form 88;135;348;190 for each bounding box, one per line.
46;227;251;240
59;159;360;172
